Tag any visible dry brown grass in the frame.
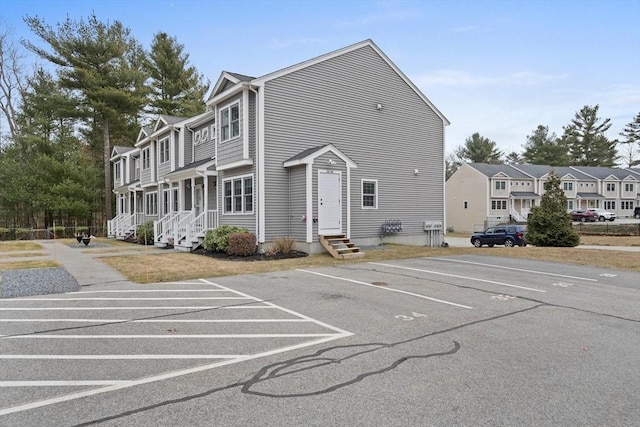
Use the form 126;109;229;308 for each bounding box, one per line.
0;252;47;258
0;260;61;270
98;242;639;284
0;241;44;252
579;235;640;246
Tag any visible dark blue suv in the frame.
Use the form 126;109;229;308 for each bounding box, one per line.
470;225;527;248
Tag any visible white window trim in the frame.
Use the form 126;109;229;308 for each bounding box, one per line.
142;148;150;170
145;191;158;216
222;174;253;215
194;130;201;146
219;102;240;143
159;137;170;164
201;127;208;143
361;179;378;209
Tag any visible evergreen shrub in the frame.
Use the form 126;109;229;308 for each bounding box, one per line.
137;221;155;245
204;225;248;252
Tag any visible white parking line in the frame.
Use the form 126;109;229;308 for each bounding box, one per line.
0;319;309;323
1;381;130;387
6;297;249;301
297;269;473;309
0;355;246;360
0;334;351;416
0;279;353;416
1;334;337;339
429;257;598;282
369;262;546;293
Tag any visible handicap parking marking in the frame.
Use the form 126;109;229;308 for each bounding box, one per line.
428;257;599;282
297;269;473;309
0;278;352;416
369;262;547;293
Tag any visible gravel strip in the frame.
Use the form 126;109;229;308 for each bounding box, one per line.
0;267;80;298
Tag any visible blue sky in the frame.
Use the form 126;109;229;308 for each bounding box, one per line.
2;0;639;157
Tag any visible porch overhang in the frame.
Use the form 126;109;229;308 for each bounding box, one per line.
283;144;358;169
509;192;540;199
576;192;604;199
163;158;217;181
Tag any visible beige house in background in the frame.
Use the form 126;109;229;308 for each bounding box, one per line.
446;163;640;233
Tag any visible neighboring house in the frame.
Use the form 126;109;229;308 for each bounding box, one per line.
446;163;640;232
108;39;450;253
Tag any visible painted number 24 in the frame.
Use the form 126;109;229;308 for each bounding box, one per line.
394;312;427;321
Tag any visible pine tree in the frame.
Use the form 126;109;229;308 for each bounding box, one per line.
618;112;640;167
454;133;503;164
522;125;569;165
23;13;149;220
563;105;618;167
526;172;579;247
146;32;209;117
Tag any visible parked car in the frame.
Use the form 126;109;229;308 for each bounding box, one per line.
634;207;640;219
587;208;616;222
470;225;527;248
569;209;596;222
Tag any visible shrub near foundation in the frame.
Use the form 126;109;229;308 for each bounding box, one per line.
204;225;248;252
137;221;154;245
266;236;297;256
227;233;257;256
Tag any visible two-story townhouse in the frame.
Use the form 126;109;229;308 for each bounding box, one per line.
446;163;640;232
109;39;450;255
205;39;449;254
570;166;640;216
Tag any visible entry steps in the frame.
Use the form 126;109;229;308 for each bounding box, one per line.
319;234;365;260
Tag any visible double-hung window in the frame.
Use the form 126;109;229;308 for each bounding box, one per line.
159;137;170;164
145;192;158;216
495;181;506;190
142;148;150;170
223;175;253;214
114;162;121;181
491;200;507;210
361;179;378;209
134;158;140;180
162;189;170;215
172;188;179;212
563;182;573;191
606;183;616;192
220;103;240;142
624;183;634;192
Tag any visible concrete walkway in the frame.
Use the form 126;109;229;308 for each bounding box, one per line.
1;240;172;287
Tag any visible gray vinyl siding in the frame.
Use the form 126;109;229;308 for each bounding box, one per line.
262;45;445;241
288;166;306;240
184;129;193;165
217;95;245;167
140;144;152;185
207;176;217;210
193;120;216;162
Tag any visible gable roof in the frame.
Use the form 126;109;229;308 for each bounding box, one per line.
109;146;136;161
570;166;637;181
252;39;449;126
207;71;256;101
512;164;593;180
468;163;531;179
206;40;449;126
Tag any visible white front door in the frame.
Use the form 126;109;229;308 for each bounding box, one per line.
318;170;342;235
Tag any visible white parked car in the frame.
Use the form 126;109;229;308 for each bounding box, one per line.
587;208;616;222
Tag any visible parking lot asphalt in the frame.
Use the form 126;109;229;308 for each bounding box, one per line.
1;245;638;426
